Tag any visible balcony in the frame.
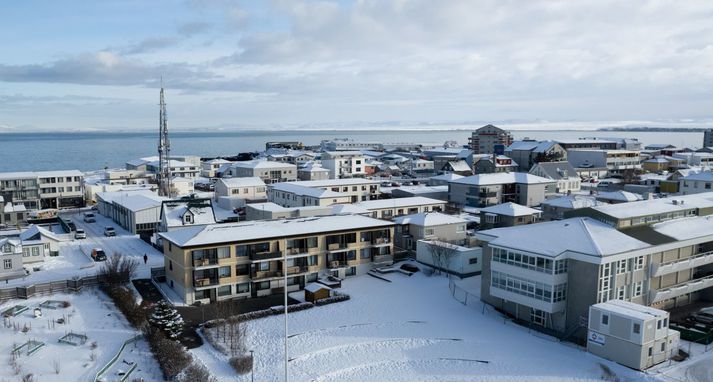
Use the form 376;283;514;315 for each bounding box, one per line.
651;251;713;277
286;248;310;257
249;251;282;261
193;258;218;268
373;254;394;264
371;238;391;247
251;270;283;280
328;243;349;251
286;265;309;275
193;277;219;288
328;260;348;269
650;274;713;303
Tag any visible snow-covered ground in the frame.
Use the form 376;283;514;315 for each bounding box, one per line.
0;290;162;382
3;210;164;287
192;271;652;382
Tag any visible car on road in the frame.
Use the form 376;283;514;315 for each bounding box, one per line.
104;226;116;237
83;213;96;223
74;229;86;239
91;248;106;261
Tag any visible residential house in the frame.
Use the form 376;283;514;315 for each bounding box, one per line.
393;212;468;253
540;195;600;220
297;163;330;181
321;151;366;179
0;196;26;228
272;179;381;203
567;149;641;176
506;140;567;172
448;172;556;208
529;161;581;194
348;196;446;220
226;161;297;184
416;240;482;278
214;177;267;210
159;198;217;232
268;183;351;208
201;159;233;178
0;238;25;281
679;172;713;195
479;202;542;229
473;155;519;174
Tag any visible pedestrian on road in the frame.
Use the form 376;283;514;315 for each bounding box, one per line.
143;253;148;264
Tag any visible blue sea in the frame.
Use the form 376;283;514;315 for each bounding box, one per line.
0;129;705;172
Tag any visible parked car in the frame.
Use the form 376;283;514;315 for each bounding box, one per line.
91;248;106;262
103;226;116;237
74;229;86;239
83;213;96;223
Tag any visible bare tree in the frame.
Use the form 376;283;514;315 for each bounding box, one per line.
52;359;61;374
99;253;139;286
426;240;460;277
212;301;246;357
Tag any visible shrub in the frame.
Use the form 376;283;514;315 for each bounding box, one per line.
146;327;191;380
177;361;216;382
229;355;253;375
99;254;139;286
103;286;146;327
314;294;350;306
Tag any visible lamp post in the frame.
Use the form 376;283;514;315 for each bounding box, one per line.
283;250;289;381
250;350;255;382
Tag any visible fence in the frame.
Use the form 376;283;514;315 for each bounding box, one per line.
93;334;143;382
448;278;481;310
0;275;100;302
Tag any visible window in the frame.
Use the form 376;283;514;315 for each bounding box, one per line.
218;266;231;278
308;255;318;266
663;318;668;328
360;248;370;259
236;282;250;293
633;323;640;334
3;259;11;269
657;320;662;329
258;262;270;271
345;266;356;276
257;281;270;290
306;273;318;282
617;286;626;300
469;257;478;265
530;308;546;326
602;314;609;325
661;342;666;352
648;347;653;357
217;247;230;259
346;250;356;261
634;256;644;270
169;261;173;271
632;281;643;297
424;228;434;236
235;264;250;276
217;285;231;297
617;259;628;274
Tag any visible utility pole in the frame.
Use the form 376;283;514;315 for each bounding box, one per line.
284;250;289;382
158;79;172;197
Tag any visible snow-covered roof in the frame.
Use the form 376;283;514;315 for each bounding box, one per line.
542;195;599;209
331;204;370;215
97;190;165;212
3;202;27;213
162;200;216;228
681;172;713;182
506;141;540;151
204;158;231;165
531;161;579;180
305;283;331;293
430;173;464;182
0;170;83;180
353;197;445;210
20;224;62;242
290;179;380;187
393;212;466;227
451;172;556;186
446;161;471;172
644;157;670;164
271;183;346;198
219;177;266;188
480;202;541;217
652;215;713;241
159;214;394;247
588;192;713;219
593;300;667;321
479;217;650;258
645;144;677;150
232;160;296;169
393;185;449;194
298;163;329;173
595;191;643;202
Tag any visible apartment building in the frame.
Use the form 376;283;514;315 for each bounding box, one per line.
479;202;541;229
567;149;641;176
448;172;556;208
321;151;366;179
477;194;713;342
393;212;468;253
0;170;84;211
158;214;395;304
349;197;446;220
272;179;381;204
201;159;233;178
226;160;297;184
555;139;619;151
473;155;519;174
320;139;383;152
505;140;567;172
268;183;351;208
704;129;713;148
215;177;267;201
587;300;679;370
468;124;514;154
297;163;330;181
529;161;581;194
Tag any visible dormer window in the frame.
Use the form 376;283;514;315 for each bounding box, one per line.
183;213;193;224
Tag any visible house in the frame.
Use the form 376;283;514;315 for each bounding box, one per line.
473;155;519;174
0;170;84;211
428;173;464;186
201;159;233;178
158;214;394;304
244;203;333;221
350;197;446;220
679;172;713;195
448;172;556;208
673;152;713;167
595;190;643;204
529;161;581;194
297;163;330;181
170;177;194;196
268;183;351;208
0;238;25;281
506;140;567;172
567;149;641;176
159;198;216;232
214;177;267;210
476;212;713;341
272;179;381;203
468;124;514;154
540;195;600;220
225;160;297;184
304;283;331;302
391;185;449;201
320;151;366;179
393;212;468;253
642;157;671;173
18;224;63;264
479;202;541;229
416;240;482;278
442;160;473;176
587;300;679;371
0;196;27;228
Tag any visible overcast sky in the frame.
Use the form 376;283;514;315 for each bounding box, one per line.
2;0;713;131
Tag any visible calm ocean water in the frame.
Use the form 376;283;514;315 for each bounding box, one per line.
0;129;705;172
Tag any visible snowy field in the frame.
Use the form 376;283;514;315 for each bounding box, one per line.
192;270;652;382
3;210;164;287
0;290;162;382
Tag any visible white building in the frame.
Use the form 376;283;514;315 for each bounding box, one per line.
0;170;84;210
0;238;25;281
567;149;641;176
215;177;267;204
416;240;482;278
298;163;330;181
529;161;581;194
159;198;217;232
96;190;166;236
321;151;366;179
272;179;381;203
320;139;383;151
588;300;679;370
201;159;233;178
679;172;713;195
349;196;446;220
393;212;468;253
269;183;351;208
226;160;297;184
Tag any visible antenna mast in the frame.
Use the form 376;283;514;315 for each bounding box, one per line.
158;79;172;197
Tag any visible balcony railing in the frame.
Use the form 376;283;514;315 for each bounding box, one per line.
286;265;309;275
249;251;282;261
371;238;390;246
251;270;283;280
286;248;309;256
328;243;348;251
193;277;219;288
328;261;348;269
373;254;394;264
651;251;713;277
650;274;713;303
193;258;218;268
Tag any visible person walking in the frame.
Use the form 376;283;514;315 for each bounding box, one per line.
143;253;148;264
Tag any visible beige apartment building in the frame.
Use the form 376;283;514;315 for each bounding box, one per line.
159;215;394;305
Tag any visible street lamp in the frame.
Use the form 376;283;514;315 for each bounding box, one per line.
283;250;289;381
249;350;255;382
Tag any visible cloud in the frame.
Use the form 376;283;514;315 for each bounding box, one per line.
178;21;212;36
118;37;178;55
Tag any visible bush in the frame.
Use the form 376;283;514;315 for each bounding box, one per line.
99;254;139;286
103;286;146;327
315;294;350;306
177;361;216;382
146;327;191;380
229;355;253;375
